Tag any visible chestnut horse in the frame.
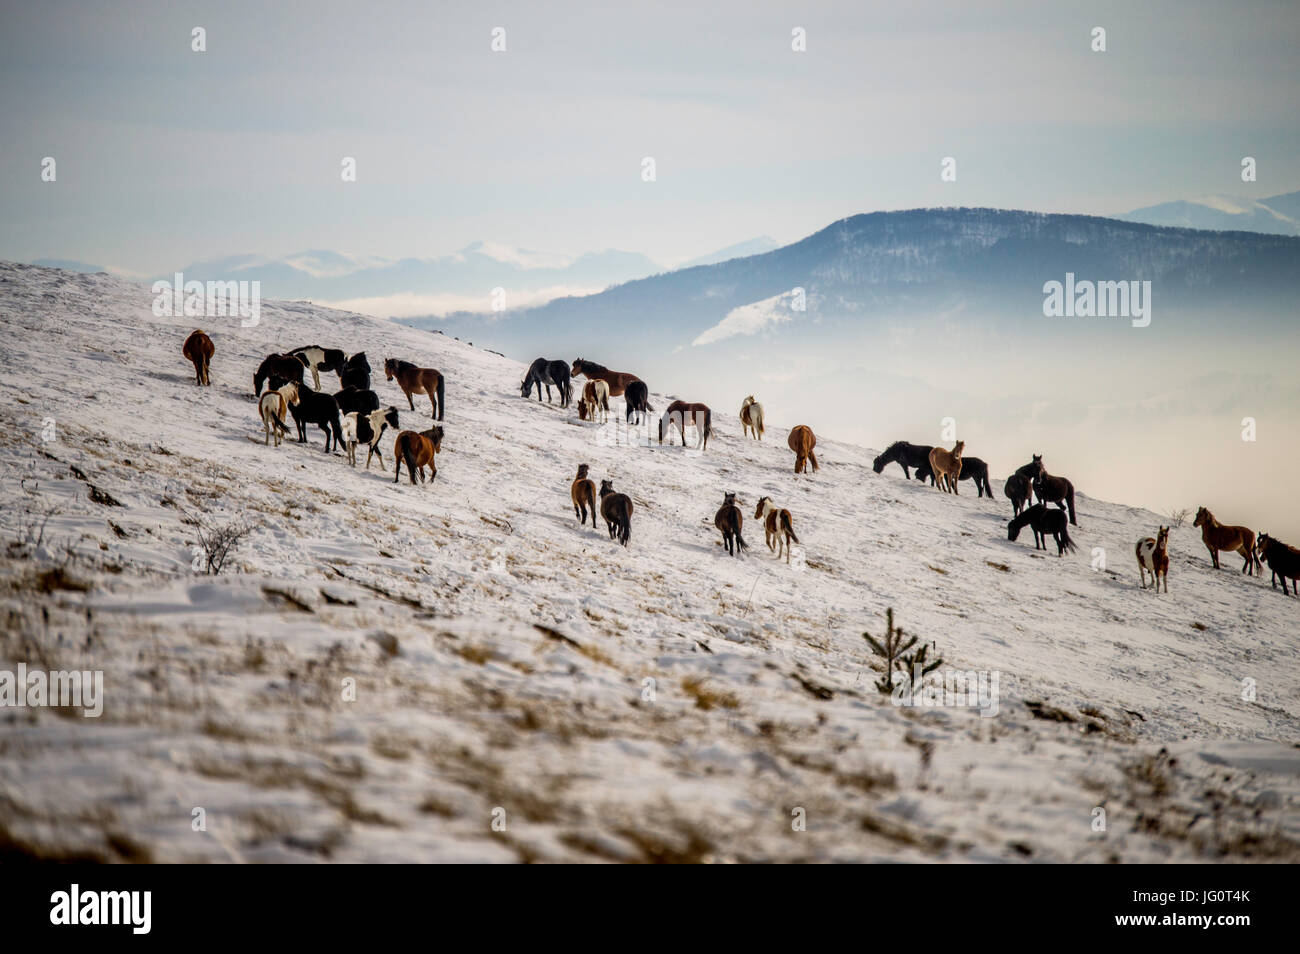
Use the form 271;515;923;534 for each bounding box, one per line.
1194;507;1260;575
384;358;445;420
740;396;765;440
788;425;819;474
182;329;214;386
571;463;598;528
393;426;444;485
928;441;964;493
570;358;640;398
659;401;712;450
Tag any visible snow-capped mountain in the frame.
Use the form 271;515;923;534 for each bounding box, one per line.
1119;191;1300;236
1;262;1296;863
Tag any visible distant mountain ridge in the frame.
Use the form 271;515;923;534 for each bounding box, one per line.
1119;190;1300;236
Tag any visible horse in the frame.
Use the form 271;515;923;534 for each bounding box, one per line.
788;425;819;474
1014;456;1045;501
1256;533;1300;595
714;492;747;556
393;426;444;485
334;386;380;417
340;352;372;391
1008;504;1076;556
1032;461;1077;525
659;401;712;450
928;441;965;493
521;358;572;407
599;479;633;546
578;380;610;423
384;358;445;420
755;496;798;563
342;406;398;469
570;358;640;398
254;352;306;396
1193;507;1260;575
182;329;214;386
955;457;994;497
740;396;765;441
873;441;933;479
288;384;346;452
571;464;598;529
1136;526;1170;593
258;382;299;446
624;380;653;425
1004;472;1033;516
289;345;347;391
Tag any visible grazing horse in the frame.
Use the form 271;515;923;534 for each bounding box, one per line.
258;382;299;446
570;358;640;398
1004;472;1033;516
1256;533;1300;595
1008;504;1076;556
289;346;347;391
393;426;444;485
578;380;610;423
873;441;933;479
342;406;398;469
334;386;380;417
740;396;765;441
254;352;306;395
599;479;633;547
788;425;819;474
182;329;214;386
289;385;346;452
521;358;572;407
714;492;747;556
1194;507;1260;575
340;352;372;391
384;358;445;420
1032;461;1077;525
755;496;798;564
659;401;712;450
1136;526;1170;593
624;379;653;425
571;464;598;529
928;441;965;493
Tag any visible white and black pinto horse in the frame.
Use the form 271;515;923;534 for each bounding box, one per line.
341;406;400;468
290;345;347;391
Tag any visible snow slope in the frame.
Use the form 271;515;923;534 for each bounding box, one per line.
0;262;1296;863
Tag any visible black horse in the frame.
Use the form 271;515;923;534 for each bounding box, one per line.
873;441;934;479
254;352;306;396
340;352;371;390
1008;504;1076;556
1033;470;1078;526
1014;456;1044;501
334;386;380;416
624;380;652;425
289;385;345;452
521;358;571;407
1005;472;1033;516
922;456;993;496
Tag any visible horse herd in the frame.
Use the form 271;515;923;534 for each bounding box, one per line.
181;330;1300;597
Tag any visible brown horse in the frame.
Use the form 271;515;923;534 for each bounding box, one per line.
182;329;214;386
1194;507;1260;575
578;380;610;423
714;492;747;556
393;426;444;485
740;396;765;440
659;401;712;450
928;441;964;493
570;358;640;398
1135;526;1170;593
599;479;633;546
571;464;597;529
788;425;819;474
755;496;798;563
384;358;445;420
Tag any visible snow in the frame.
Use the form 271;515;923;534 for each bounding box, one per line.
0;262;1296;863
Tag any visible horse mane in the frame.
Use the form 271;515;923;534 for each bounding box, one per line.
882;440;912;455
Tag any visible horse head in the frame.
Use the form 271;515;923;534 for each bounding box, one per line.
599;479;614;497
872;455;885;473
1193;506;1209;527
571;358;584;377
754;496;770;519
383;358;396;380
1007;519;1022;541
520;376;531;398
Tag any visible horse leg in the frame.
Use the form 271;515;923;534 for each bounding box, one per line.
429;392;437;419
1209;546;1219;569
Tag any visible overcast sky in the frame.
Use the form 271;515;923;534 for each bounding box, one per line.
2;0;1298;273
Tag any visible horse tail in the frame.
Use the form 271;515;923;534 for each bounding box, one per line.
755;405;764;437
401;436;419;485
1066;486;1077;525
808;448;819;472
705;407;713;438
1060;523;1077;554
436;374;445;421
781;511;798;545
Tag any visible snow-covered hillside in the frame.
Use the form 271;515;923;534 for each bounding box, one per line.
0;262;1295;863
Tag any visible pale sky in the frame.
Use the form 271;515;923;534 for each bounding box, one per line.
3;0;1299;273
